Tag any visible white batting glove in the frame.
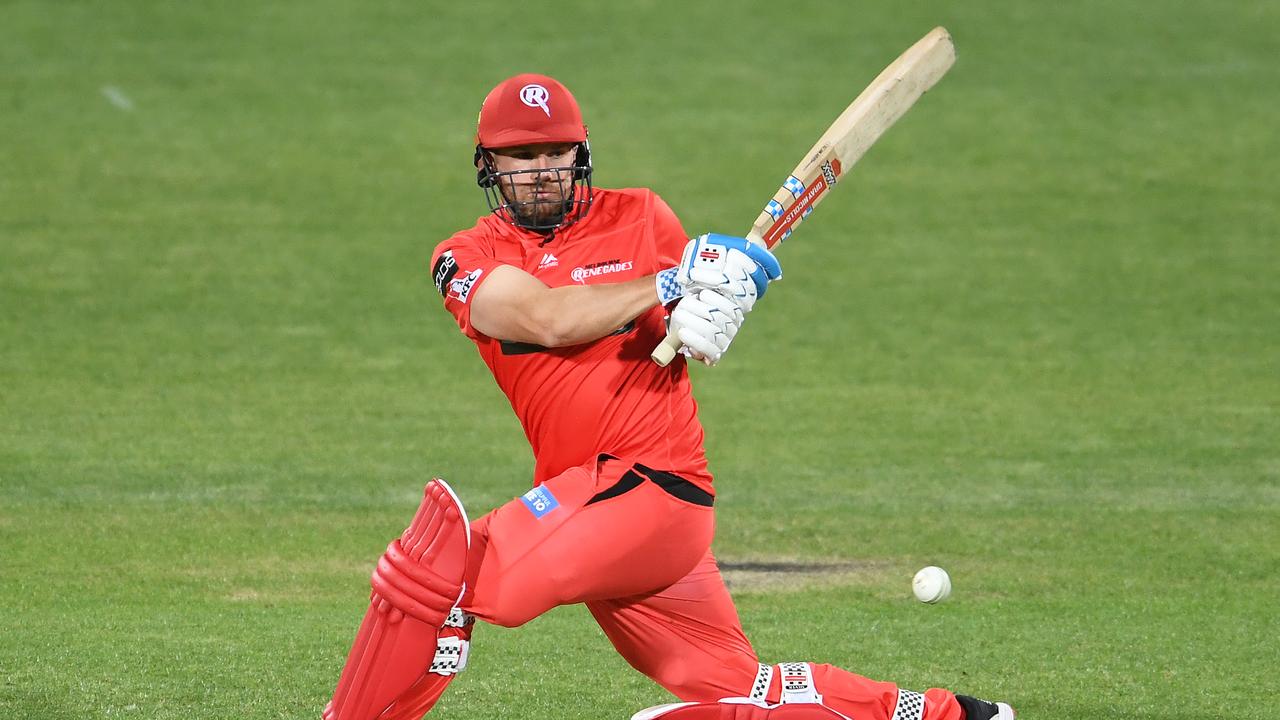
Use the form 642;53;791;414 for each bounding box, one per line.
669;288;746;366
656;234;782;311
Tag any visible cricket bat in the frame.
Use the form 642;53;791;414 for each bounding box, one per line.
651;26;957;366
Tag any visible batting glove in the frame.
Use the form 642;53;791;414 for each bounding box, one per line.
669;287;746;366
655;234;782;310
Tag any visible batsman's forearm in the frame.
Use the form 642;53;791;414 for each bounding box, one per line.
534;276;660;347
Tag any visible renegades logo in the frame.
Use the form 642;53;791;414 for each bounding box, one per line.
571;258;634;283
519;84;551;117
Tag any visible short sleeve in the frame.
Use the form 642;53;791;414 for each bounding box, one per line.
430;233;505;339
650;192;690;268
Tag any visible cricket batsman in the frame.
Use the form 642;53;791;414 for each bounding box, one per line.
323;73;1015;720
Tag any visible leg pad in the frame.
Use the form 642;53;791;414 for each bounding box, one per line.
323;480;470;720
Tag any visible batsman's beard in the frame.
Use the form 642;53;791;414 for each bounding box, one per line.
503;174;573;228
481;164;593;233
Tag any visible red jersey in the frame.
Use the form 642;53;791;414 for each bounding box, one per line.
430;188;713;493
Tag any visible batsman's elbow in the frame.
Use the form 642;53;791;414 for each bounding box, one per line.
527;315;582;348
490;306;579;348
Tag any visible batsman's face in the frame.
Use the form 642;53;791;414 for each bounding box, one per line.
486;143;577;225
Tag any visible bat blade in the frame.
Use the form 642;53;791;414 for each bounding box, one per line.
750;26;956;248
652;26;957;367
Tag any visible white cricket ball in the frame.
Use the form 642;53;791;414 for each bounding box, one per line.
912;566;952;604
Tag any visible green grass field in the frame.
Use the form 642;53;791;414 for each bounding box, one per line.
2;1;1277;718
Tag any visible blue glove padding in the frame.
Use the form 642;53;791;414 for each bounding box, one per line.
679;233;782;300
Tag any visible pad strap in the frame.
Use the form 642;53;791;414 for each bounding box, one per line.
444;606;475;628
890;689;925;720
430;636;470;676
749;663;774;701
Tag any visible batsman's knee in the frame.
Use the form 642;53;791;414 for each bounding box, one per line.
324;479;472;720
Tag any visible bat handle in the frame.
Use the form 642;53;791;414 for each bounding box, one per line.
650;327;682;367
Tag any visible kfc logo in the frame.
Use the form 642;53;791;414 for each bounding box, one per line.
448;268;483;303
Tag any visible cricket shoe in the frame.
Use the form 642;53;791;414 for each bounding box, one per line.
955;695;1015;720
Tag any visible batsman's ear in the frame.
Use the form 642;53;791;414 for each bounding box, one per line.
474;146;498;189
573;131;592;180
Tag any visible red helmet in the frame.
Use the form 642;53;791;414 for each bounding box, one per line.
473;73;593;232
476;73;587;149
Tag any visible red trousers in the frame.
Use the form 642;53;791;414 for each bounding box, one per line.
457;457;961;720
